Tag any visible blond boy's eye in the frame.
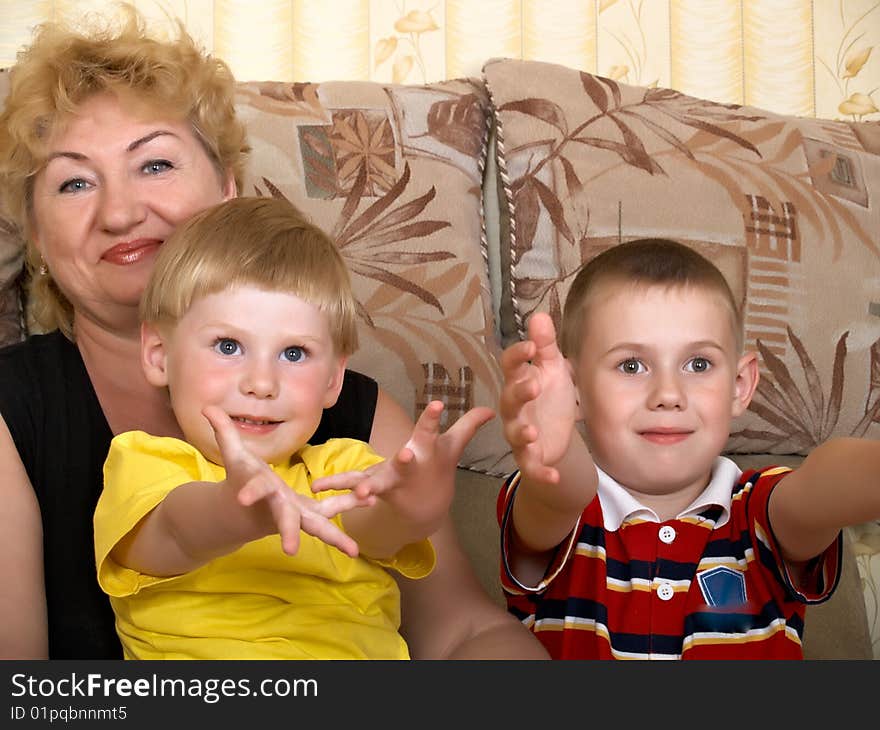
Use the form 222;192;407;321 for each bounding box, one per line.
282;346;306;363
214;338;240;356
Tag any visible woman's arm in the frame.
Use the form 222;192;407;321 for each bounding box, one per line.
369;388;549;659
0;417;49;658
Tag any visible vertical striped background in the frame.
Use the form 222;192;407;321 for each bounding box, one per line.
0;0;877;120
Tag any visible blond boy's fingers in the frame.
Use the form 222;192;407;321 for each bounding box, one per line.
312;491;375;517
444;406;495;448
299;511;360;558
269;492;303;556
237;470;284;506
310;470;371;494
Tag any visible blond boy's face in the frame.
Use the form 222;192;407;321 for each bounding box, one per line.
142;285;346;465
571;283;756;501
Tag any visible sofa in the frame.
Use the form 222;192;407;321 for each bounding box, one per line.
1;57;877;659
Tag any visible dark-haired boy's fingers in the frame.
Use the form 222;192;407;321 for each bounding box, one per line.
500;340;537;378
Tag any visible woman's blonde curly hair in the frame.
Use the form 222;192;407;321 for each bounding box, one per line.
0;3;250;339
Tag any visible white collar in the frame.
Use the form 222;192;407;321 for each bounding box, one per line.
596;456;742;530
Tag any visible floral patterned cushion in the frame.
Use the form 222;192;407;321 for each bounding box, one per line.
236;78;511;474
0;68;25;348
485;57;880;457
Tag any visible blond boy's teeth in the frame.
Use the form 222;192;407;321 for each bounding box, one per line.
232;416;274;425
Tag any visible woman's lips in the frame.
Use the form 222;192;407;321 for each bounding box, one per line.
102;239;162;265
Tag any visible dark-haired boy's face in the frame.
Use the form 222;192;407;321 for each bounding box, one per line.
571;283;756;507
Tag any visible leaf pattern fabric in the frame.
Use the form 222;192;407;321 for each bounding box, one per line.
485;57;880;457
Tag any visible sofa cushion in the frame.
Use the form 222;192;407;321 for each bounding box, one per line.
485;57;880;457
236;78;513;474
0;68;25;348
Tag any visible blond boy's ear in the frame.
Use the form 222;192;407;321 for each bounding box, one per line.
141;322;170;388
731;350;760;417
322;357;349;408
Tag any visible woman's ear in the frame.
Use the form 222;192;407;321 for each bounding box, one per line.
141;322;170;387
222;169;237;201
732;350;760;417
322;357;348;408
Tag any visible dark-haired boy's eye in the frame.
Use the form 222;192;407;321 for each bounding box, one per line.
687;357;711;373
619;358;644;375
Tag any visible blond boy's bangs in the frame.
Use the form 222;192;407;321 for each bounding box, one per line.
141;198;358;356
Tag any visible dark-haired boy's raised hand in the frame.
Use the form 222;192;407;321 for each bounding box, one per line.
499;312;580;486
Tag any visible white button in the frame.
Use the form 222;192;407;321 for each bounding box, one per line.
659;525;676;544
657;583;674;601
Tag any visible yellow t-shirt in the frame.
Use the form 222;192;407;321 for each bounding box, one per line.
94;431;435;660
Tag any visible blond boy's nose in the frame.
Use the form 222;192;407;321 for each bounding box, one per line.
242;361;279;399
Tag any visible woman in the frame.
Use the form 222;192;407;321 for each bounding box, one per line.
0;7;546;659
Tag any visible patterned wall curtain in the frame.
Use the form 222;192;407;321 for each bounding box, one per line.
0;0;877;121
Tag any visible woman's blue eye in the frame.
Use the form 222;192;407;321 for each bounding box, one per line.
59;178;89;194
214;338;240;356
283;346;305;363
143;160;172;175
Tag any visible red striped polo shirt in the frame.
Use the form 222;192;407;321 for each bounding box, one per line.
497;457;841;659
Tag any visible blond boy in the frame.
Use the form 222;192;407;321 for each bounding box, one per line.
498;238;879;659
94;196;492;659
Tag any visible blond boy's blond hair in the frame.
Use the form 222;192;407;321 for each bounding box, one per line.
141;196;358;357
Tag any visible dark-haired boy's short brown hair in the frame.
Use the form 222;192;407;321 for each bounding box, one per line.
560;238;743;359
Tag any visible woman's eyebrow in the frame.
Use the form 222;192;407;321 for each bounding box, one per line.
46;130;178;163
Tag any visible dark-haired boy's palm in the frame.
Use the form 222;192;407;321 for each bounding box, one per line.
203;405;374;559
499;312;580;486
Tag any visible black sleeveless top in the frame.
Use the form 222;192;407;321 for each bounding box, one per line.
0;331;378;658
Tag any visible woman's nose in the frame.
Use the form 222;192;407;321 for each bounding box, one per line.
98;178;147;232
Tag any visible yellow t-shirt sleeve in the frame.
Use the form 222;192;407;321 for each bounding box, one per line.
301;439;436;580
94;431;218;598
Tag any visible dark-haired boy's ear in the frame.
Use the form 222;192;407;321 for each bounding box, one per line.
141;322;170;387
731;351;760;417
322;357;348;408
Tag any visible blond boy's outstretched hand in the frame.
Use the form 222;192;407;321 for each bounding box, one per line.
204;406;374;559
310;401;495;555
499;312;580;485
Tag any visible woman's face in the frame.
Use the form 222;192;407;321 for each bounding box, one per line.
30;92;237;331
